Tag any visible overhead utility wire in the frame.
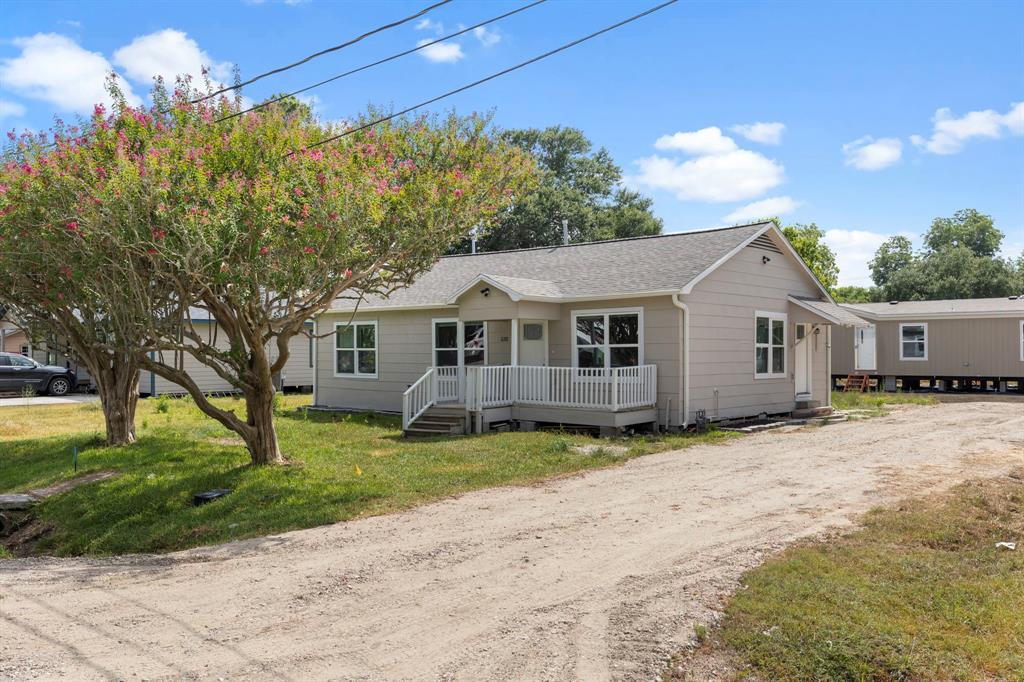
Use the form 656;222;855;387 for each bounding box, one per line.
290;0;679;156
217;0;549;123
194;0;453;103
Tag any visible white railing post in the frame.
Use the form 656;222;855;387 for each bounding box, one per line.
611;368;619;411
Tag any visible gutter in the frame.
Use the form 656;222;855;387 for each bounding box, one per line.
671;293;689;430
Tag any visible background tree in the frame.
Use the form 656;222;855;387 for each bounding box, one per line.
780;222;839;292
833;285;874;303
869;235;915;289
457;126;661;251
86;83;534;465
922;208;1003;257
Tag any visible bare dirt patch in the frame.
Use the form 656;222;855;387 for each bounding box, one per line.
1;402;1022;681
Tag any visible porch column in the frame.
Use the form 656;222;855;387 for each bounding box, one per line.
511;318;519;366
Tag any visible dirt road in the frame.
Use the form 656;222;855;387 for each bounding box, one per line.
2;402;1022;681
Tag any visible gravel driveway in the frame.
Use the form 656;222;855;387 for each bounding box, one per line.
2;401;1022;681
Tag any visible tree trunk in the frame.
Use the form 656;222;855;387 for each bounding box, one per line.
242;383;284;465
94;354;140;446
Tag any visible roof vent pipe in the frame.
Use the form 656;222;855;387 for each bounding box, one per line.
562;218;569;245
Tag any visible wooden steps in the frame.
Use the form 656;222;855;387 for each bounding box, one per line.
844;374;870;392
403;406;466;437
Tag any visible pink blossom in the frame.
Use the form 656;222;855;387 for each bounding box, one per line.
259;246;270;255
293;187;304;197
453;188;463;199
66;221;79;232
303;246;315;254
93;103;106;117
60;265;73;279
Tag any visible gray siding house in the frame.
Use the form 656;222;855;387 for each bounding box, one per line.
313;221;865;433
832;297;1024;392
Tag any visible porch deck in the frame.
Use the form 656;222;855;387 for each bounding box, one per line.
402;365;658;433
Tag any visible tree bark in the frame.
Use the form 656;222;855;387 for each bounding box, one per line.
241;383;284;465
93;353;140;446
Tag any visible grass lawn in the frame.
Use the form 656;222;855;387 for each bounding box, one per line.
670;473;1024;681
0;395;734;556
831;389;937;417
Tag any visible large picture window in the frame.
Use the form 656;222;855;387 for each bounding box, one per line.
899;323;928;361
335;321;377;377
572;309;642;369
754;312;786;378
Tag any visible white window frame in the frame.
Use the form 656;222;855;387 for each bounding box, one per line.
898;322;928;361
431;318;488;367
570;307;644;370
334;320;378;379
754;311;787;379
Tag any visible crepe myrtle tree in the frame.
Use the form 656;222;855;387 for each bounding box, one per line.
89;81;535;465
0;116;182;445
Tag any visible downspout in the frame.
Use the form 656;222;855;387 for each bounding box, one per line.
826;325;832;408
671;293;689;430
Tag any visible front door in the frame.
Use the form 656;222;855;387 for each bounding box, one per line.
794;324;812;399
855;324;876;371
518;320;548;366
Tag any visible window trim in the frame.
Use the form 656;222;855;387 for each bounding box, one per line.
334;320;378;379
570;307;644;369
753;311;788;380
431;318;489;368
462;320;489;367
898;322;928;361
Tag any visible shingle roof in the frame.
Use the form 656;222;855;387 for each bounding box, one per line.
842;297;1024;318
332;221;773;310
789;296;869;327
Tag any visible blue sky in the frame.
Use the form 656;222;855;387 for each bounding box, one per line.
2;0;1022;286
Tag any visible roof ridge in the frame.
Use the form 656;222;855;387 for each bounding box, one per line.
442;220;773;259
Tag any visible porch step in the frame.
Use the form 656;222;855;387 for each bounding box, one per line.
792;406;834;419
403;407;466;437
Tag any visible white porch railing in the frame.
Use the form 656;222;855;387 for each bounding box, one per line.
465;365;657;412
402;368;435;429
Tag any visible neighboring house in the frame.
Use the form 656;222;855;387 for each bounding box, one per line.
312;221;867;433
138;314;315;397
832;297;1024;392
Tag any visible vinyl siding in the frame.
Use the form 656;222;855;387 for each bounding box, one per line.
684;231;827;421
832;317;1024;377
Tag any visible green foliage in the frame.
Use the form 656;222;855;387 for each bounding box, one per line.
869;209;1021;301
720;476;1024;680
461;126;662;252
923;208;1004;257
832;285;874;303
154;396;171;414
781;223;839;291
0;396;735;556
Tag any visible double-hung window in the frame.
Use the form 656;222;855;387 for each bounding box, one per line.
899;323;927;361
754;312;786;378
335;321;377;377
572;309;642;368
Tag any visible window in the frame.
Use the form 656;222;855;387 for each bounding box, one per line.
10;354;35;368
433;320;486;366
899;323;928;361
754;312;786;378
20;345;29;356
572;309;642;368
335;321;377;377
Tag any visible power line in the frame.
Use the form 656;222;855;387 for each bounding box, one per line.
218;0;549;123
195;0;454;104
289;0;679;156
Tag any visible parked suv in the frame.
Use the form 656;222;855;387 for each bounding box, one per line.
0;352;77;396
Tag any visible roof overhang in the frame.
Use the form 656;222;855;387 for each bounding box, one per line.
789;296;870;327
842;308;1024;321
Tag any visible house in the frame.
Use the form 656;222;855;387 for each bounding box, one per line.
139;312;315;396
312;221;868;434
832;297;1024;393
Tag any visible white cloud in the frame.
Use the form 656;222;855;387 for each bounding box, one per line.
631;149;785;202
654;126;737;155
0;33;140;112
910;102;1024;155
731;121;785;145
0;100;27;120
415;18;444;34
416;39;464;63
473;25;501;47
823;228;893;286
724;196;801;223
113;29;231;86
842;136;902;171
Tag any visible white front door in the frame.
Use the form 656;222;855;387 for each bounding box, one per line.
795;324;812;398
518;320;548;366
855;324;876;371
